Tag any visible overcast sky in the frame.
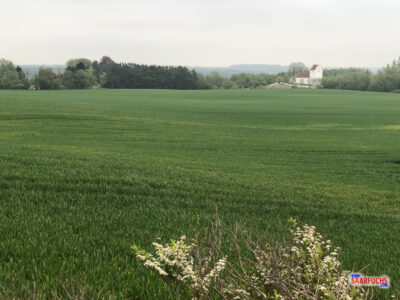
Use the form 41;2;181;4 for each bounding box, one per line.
1;0;399;67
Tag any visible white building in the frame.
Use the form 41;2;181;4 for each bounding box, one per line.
294;64;323;86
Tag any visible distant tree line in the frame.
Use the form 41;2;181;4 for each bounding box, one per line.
100;63;198;89
0;56;199;90
321;68;373;91
1;56;400;92
320;57;400;92
196;71;290;89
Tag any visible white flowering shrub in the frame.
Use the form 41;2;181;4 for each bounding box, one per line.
132;219;369;300
230;221;367;299
132;235;226;300
285;224;359;299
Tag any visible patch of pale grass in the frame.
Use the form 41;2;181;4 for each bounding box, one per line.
377;125;400;130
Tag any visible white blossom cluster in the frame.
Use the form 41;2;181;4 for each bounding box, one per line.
132;235;226;297
283;225;366;299
132;223;368;300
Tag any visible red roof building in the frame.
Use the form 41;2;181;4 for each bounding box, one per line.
295;71;310;78
294;64;323;86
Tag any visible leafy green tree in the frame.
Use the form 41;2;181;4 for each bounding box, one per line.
92;60;101;83
205;71;225;89
62;58;97;89
15;66;25;80
35;68;60;90
288;62;308;76
16;66;29;89
99;56;114;74
66;58;92;71
92;56;115;85
62;70;75;88
0;71;20;89
231;73;252;88
369;57;400;92
195;73;211;89
62;69;96;89
0;59;24;89
221;78;237;89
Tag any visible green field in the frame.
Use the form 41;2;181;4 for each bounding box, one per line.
0;89;399;298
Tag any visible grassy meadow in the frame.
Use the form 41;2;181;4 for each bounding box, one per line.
0;89;399;298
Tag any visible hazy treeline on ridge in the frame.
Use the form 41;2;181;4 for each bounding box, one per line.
1;56;400;92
